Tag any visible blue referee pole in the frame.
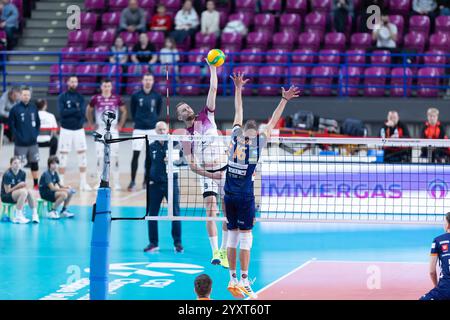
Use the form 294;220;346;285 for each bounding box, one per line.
89;188;111;300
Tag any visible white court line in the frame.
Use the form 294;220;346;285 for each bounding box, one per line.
312;259;428;265
115;190;146;203
247;258;317;300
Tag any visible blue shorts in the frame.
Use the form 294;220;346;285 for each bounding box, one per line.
420;286;450;300
1;193;15;204
40;190;56;203
224;194;255;231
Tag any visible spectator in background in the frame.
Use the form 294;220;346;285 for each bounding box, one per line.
380;110;411;163
412;0;438;31
194;274;212;300
171;0;199;44
360;0;386;32
39;156;76;219
131;32;158;66
149;4;172;33
159;37;180;66
0;86;20;142
110;36;129;66
8;87;41;189
1;156;39;224
332;0;354;33
420;108;449;163
0;0;19;50
36;99;58;157
119;0;147;34
439;0;450;15
372;14;398;49
201;0;220;36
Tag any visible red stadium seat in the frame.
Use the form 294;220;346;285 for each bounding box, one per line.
324;32;346;51
390;67;413;97
178;66;202;96
246;31;271;50
272;32;296;50
297;32;321;51
254;14;276;33
93;30;115;47
259;66;285;96
417;67;441;97
285;0;308;15
340;66;363;97
364;67;387;97
220;32;243;52
311;66;336;96
280;13;301;33
76;64;100;94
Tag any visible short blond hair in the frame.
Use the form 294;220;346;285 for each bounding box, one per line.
427;108;439;116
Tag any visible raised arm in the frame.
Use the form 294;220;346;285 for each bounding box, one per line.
265;86;300;137
205;59;218;112
230;72;249;127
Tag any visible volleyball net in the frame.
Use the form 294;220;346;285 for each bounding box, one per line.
144;134;450;225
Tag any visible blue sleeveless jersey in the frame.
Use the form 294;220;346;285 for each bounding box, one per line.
431;232;450;289
224;126;267;197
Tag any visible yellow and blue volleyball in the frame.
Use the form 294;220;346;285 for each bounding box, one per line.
207;49;226;67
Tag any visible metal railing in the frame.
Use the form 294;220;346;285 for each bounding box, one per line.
1;50;449;97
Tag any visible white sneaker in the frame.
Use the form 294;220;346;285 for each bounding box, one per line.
237;278;258;299
13;213;30;224
47;210;60;219
227;278;245;298
60;210;75;218
32;213;40;223
80;183;92;192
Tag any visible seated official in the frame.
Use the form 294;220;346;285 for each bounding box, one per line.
420;108;449;163
39;156;75;220
380;110;412;163
1;156;39;224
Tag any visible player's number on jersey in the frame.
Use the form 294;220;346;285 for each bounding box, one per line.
233;145;247;161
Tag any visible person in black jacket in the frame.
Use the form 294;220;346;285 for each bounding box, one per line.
57;75;92;191
128;73;162;191
144;121;183;253
379;110;412;163
8;87;41;189
420;108;449;163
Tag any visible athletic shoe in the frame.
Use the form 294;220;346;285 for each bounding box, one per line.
32;213;40;224
211;250;221;265
12;214;30;224
47;210;60;219
237;279;258;299
80;183;92;192
174;244;184;253
227;278;245;298
60;210;75;218
143;244;159;253
219;249;229;269
127;181;136;192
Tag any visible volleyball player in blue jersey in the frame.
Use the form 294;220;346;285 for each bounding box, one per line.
420;212;450;300
222;72;300;298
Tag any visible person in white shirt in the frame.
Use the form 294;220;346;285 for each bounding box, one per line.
201;0;220;36
170;0;199;44
36;99;58;157
372;14;398;49
159;37;180;66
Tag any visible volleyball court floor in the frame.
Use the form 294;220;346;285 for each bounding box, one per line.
0;140;440;300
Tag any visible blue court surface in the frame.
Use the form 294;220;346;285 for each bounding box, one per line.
0;205;442;300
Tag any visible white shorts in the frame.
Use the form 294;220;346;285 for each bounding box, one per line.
96;128;119;158
132;129;156;151
58;128;87;153
199;175;225;198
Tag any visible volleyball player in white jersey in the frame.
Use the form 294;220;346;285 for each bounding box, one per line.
176;60;229;267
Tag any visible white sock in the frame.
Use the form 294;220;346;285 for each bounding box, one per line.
209;236;219;251
220;230;228;250
15;209;23;217
230;270;237;281
59;174;65;185
32;208;37;215
80;171;87;185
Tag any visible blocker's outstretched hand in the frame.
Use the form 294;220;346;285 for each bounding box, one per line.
282;86;301;101
230;72;250;90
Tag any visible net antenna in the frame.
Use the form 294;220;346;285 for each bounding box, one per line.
89;110;150;300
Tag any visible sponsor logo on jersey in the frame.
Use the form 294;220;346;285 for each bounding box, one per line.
442;244;449;252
